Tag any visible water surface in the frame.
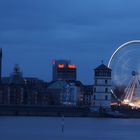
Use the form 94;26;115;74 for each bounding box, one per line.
0;117;139;140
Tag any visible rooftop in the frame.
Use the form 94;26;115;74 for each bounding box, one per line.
95;64;111;71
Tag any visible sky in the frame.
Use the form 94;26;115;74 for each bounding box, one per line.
0;0;140;84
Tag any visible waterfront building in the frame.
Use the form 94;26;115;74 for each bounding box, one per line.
52;60;77;81
8;64;25;104
83;85;93;106
0;64;48;106
62;82;82;106
92;63;112;109
0;84;9;104
47;80;83;106
0;65;24;105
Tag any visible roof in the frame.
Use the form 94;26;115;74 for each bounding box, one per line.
9;75;25;85
47;80;67;89
66;80;83;87
95;64;111;71
47;80;84;89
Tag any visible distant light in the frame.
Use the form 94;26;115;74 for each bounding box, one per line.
129;103;135;107
68;65;76;69
123;99;130;104
58;64;64;68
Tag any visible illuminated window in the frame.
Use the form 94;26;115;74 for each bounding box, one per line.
68;65;76;69
58;64;64;68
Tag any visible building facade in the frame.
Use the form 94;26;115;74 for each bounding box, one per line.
52;60;77;81
47;80;83;106
92;64;112;109
62;82;82;106
83;85;93;106
0;65;48;106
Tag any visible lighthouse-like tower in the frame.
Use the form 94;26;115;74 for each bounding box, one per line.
92;63;112;109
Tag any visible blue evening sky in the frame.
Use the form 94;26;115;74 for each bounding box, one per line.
0;0;140;84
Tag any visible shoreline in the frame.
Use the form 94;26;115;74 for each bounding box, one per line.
0;105;140;118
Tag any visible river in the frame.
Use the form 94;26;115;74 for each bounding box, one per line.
0;117;139;140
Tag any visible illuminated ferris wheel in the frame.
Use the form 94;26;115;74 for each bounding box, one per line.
108;40;140;86
108;40;140;107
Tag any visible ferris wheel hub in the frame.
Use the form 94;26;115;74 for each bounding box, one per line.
132;71;136;76
132;71;139;76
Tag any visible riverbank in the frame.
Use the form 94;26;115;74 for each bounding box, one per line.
0;105;140;118
0;105;91;117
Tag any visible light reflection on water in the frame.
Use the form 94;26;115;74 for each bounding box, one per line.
0;117;139;140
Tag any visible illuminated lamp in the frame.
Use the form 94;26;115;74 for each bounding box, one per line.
68;64;76;69
58;64;64;68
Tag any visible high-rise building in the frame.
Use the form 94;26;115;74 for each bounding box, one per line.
52;60;77;81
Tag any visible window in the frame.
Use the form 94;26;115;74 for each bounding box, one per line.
105;95;108;100
105;80;108;84
105;88;108;93
93;95;96;100
94;88;96;92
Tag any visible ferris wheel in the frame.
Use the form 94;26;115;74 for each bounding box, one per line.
108;40;140;106
108;40;140;86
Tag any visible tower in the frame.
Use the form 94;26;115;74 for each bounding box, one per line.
9;64;25;105
52;60;77;81
9;64;24;85
0;48;2;83
92;63;112;109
